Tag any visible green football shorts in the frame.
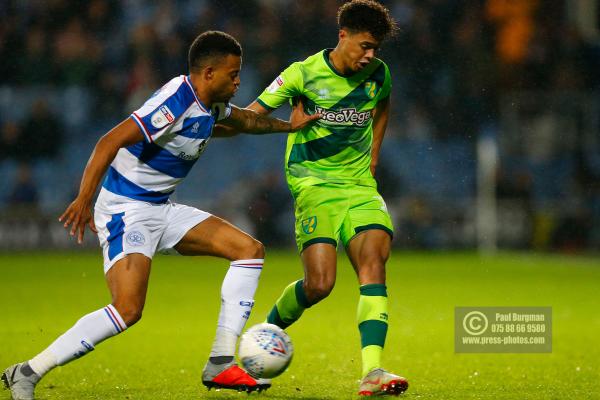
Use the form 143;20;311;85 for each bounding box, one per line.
293;183;394;252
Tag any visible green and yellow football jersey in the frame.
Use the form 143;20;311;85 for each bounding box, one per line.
256;49;391;196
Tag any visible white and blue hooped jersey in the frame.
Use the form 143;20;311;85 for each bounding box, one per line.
101;75;231;203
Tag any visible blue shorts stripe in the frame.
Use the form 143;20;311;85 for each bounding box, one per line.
106;212;125;261
104;307;122;333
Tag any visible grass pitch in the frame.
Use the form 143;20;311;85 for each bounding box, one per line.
1;251;599;399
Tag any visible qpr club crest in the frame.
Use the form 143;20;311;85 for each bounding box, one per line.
126;231;146;246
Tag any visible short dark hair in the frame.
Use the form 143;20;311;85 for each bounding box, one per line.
188;31;242;72
337;0;397;42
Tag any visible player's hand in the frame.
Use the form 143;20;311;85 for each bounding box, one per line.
59;197;98;244
290;98;321;131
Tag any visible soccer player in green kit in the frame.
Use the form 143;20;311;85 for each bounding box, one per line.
216;0;407;395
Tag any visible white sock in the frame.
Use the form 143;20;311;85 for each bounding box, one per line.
209;259;263;359
29;304;127;377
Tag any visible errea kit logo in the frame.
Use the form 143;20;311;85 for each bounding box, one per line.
315;106;371;126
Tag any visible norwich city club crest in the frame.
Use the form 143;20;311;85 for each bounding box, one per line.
302;216;317;234
364;81;378;99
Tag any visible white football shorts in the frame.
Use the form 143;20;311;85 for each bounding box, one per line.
94;188;211;273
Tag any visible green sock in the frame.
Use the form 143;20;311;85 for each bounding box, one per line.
357;284;388;377
267;279;311;329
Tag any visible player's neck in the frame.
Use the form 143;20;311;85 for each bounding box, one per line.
329;47;351;76
189;74;213;107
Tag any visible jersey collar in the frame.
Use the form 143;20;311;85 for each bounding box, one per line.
184;75;210;113
322;49;347;77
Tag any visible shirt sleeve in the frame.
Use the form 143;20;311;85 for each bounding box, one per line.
256;62;304;110
130;79;188;143
377;62;392;102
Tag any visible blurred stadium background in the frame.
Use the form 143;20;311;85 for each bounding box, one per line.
0;0;599;253
2;2;600;398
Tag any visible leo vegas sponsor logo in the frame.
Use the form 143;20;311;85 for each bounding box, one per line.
315;106;371;126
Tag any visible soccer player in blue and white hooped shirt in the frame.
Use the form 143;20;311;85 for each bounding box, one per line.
2;31;319;399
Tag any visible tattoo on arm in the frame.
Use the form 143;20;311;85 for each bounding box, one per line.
228;106;291;134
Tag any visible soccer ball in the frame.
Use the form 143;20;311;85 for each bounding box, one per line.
238;323;293;379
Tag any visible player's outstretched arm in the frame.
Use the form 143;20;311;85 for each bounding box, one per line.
370;96;390;176
246;101;272;115
212;101;275;138
219;104;319;135
59;118;144;244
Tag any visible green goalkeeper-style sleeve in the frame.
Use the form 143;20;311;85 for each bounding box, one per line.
377;62;392;102
256;62;304;110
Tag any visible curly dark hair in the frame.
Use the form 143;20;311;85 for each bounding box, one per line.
188;31;242;72
337;0;398;42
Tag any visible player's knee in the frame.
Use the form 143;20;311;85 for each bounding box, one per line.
236;237;265;260
113;301;144;326
358;258;386;282
250;238;265;259
304;278;334;304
